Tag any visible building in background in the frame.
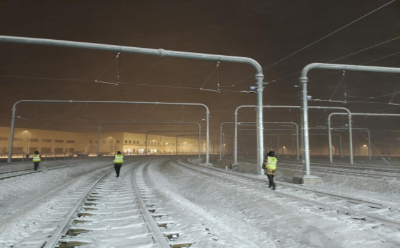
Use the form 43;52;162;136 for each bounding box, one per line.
0;127;205;158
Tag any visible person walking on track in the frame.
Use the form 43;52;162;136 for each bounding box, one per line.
263;151;277;190
113;151;124;178
32;151;42;172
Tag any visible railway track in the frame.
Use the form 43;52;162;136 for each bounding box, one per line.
231;157;400;180
175;159;400;232
0;161;106;180
29;160;192;248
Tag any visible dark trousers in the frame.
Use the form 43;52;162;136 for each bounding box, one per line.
267;175;275;188
34;162;40;171
114;163;122;177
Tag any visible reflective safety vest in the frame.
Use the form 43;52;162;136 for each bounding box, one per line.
114;154;124;164
264;156;277;170
33;154;41;162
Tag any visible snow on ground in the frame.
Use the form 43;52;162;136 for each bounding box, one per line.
141;158;400;247
0;159;112;228
0;156;399;247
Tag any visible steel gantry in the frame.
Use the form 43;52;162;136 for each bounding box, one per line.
223;128;297;159
327;112;400;162
299;63;400;178
8;100;211;164
233;105;353;175
97;121;202;159
1;35;266;168
219;122;299;161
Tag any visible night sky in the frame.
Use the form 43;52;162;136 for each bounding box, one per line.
0;0;399;151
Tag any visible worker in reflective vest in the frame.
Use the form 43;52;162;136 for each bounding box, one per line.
263;151;277;190
32;151;42;171
113;151;124;178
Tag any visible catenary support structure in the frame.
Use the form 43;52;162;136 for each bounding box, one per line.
0;35;265;167
300;63;400;179
327;112;400;162
234;105;352;176
223;128;296;159
219;121;299;161
8;100;211;164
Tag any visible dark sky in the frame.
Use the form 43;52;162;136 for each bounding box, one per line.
0;0;399;149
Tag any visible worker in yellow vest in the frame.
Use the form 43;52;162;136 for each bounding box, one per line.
263;151;277;190
32;151;42;171
113;151;124;178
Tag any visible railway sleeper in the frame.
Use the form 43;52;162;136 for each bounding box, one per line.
83;202;96;206
157;221;174;227
152;213;167;219
170;241;193;248
72;220;90;224
164;232;180;240
66;228;90;236
58;241;88;248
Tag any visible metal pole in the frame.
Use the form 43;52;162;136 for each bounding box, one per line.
256;75;265;175
328;116;333;163
7;107;17;163
300;81;311;175
219;123;223;160
96;124;101;158
338;134;343;158
205;109;211;165
8;100;209;163
295;123;299;160
367;129;371;159
277;134;280;158
348;115;354;164
145;133;149;155
198;125;201;160
233;112;239;166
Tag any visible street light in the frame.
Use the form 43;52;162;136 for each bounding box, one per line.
363;144;368;157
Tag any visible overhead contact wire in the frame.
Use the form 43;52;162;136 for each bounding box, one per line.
232;0;397;87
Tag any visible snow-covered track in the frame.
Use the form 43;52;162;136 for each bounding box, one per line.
0;161;103;180
47;161;190;248
232;157;400;180
176;159;400;231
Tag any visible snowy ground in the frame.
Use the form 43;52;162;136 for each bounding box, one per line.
0;156;399;247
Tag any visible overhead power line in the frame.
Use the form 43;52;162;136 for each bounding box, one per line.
232;0;397;87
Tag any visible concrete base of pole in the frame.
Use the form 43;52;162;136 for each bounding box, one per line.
296;175;323;184
231;163;241;170
203;163;213;166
